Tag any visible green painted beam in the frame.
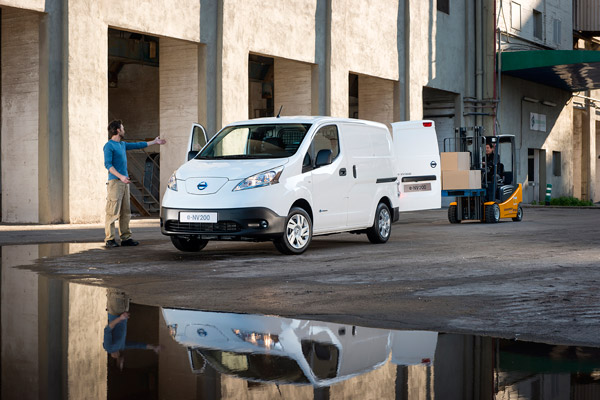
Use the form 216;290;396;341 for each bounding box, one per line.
501;50;600;72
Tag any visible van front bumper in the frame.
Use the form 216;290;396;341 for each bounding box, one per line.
161;207;286;241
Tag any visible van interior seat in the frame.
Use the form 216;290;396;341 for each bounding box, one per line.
316;149;333;167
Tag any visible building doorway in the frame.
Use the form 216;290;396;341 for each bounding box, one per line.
107;28;160;216
249;54;274;118
527;148;546;203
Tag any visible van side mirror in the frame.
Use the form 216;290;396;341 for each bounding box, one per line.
315;149;333;167
187;150;199;161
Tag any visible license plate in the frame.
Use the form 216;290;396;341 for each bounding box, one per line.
404;183;431;192
179;212;218;223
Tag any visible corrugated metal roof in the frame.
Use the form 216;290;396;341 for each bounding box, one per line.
574;0;600;33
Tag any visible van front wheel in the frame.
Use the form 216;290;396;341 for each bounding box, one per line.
171;235;208;252
274;207;312;255
367;203;392;244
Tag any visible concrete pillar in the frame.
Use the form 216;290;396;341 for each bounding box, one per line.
1;245;40;399
67;284;106;400
1;8;40;223
39;0;65;224
358;75;394;126
159;38;199;202
274;58;313;116
64;1;107;223
581;103;596;201
220;4;248;126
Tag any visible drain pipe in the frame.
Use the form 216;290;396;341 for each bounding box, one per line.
475;0;483;127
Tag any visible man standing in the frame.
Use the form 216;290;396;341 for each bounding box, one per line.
104;120;166;248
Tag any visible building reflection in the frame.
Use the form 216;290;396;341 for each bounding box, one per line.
1;245;600;399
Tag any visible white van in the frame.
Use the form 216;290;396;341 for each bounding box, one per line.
162;308;392;388
161;116;400;254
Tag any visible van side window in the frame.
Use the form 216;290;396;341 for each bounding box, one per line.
304;125;340;172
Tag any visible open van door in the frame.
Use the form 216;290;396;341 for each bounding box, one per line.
392;120;441;212
187;123;208;161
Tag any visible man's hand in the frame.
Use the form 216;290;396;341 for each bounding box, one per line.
151;137;166;146
120;175;131;184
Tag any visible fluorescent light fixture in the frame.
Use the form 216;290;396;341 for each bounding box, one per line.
542;100;557;107
523;96;539;103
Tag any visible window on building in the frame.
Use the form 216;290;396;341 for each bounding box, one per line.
552;151;561;176
437;0;449;15
553;18;561;45
533;10;543;40
511;2;521;31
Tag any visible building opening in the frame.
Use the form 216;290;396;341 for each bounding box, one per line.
249;54;274;118
108;28;160;216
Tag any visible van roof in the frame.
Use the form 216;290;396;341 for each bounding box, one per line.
226;116;388;129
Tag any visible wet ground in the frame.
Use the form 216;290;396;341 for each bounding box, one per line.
1;207;600;398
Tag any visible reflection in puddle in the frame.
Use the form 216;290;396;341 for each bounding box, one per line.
2;244;600;399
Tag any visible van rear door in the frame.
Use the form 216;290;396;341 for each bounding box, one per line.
392;121;441;212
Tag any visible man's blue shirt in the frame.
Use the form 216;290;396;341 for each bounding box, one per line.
103;140;148;181
103;314;147;353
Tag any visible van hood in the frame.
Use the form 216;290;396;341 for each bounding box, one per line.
176;158;289;180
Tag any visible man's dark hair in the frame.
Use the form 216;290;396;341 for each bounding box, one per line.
108;120;123;139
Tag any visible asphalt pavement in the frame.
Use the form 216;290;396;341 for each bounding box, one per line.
3;206;600;348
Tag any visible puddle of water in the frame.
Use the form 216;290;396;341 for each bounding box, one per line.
2;244;600;399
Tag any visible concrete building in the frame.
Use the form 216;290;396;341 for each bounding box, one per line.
0;0;598;224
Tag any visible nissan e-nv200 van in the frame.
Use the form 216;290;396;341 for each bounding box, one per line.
160;116;400;254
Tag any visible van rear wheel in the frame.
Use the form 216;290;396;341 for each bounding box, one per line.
171;235;208;252
367;203;391;244
274;207;312;255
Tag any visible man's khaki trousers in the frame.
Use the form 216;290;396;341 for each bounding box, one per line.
104;180;132;242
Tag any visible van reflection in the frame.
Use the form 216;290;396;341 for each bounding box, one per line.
162;308;437;388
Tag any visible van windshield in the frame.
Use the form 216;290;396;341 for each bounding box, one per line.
198;123;312;159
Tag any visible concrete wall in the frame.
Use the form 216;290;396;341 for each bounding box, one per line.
1;8;40;223
330;0;401;118
497;0;572;50
358;75;395;126
67;284;107;400
159;38;199;203
0;0;43;11
274;58;313;116
499;76;573;200
1;245;39;399
219;0;318;127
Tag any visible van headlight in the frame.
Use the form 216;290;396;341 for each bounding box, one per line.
234;166;283;191
167;172;178;191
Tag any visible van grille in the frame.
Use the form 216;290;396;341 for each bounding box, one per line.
165;220;241;233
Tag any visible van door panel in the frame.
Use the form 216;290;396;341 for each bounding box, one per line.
392;121;441;212
308;125;349;233
344;125;378;228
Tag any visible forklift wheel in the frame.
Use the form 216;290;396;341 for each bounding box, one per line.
485;204;500;223
448;205;461;224
512;205;523;222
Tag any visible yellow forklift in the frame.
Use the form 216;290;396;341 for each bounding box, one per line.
442;127;523;223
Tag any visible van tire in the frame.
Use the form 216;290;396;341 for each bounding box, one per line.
274;207;312;255
367;203;392;244
448;205;461;224
171;235;208;252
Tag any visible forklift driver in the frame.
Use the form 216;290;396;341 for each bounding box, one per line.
484;143;504;183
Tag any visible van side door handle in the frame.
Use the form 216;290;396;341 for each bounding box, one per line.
339;168;346;176
353;165;357;178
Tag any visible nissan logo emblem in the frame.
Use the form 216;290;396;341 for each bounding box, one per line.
197;181;208;190
430;161;437;168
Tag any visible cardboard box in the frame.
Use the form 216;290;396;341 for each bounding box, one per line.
441;152;471;171
442;170;481;190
